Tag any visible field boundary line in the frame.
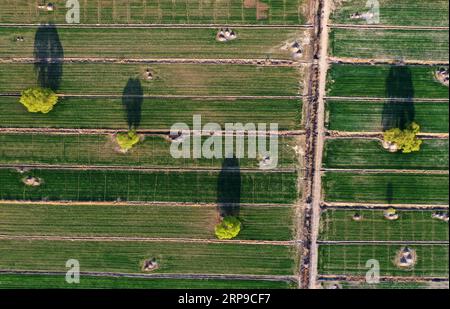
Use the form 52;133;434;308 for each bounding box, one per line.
0;57;312;66
0;269;297;282
317;240;449;245
0;128;306;136
321;168;449;175
0;94;305;100
318;275;449;281
0;200;295;208
329;24;449;31
327;131;449;139
328;57;449;66
0;163;298;174
325;96;449;102
0;234;297;246
321;202;449;209
0;23;313;29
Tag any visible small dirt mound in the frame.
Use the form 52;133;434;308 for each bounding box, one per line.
142;258;159;272
216;28;237;42
352;213;363;221
432;212;449;223
435;67;449;86
23;176;42;187
394;247;417;269
384;208;399;220
381;140;399;153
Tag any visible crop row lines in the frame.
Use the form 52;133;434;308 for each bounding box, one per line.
329;24;449;31
318;274;449;282
0;24;314;29
321;202;449;210
317;240;449;245
321;169;448;175
328;57;449;66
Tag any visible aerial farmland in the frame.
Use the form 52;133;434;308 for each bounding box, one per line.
0;0;448;292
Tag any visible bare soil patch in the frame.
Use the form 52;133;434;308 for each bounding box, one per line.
244;0;269;20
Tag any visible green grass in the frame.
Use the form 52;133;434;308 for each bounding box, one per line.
319;209;449;241
322;172;449;205
0;239;296;275
0;27;309;60
330;0;449;26
326;100;449;133
329;29;449;62
0;203;295;241
319;244;449;277
327;64;449;99
323;139;449;170
0;63;302;96
0;274;294;289
321;280;449;289
0;134;300;169
0;0;307;25
0;168;298;204
0;97;302;130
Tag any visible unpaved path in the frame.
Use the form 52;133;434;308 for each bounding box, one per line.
326;96;449;102
329;24;449;31
322;202;449;209
308;0;331;290
0;234;296;246
317;240;449;245
327;131;449;139
0;200;294;208
321;168;448;175
318;274;449;281
329;57;449;66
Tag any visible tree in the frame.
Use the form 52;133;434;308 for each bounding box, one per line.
19;87;58;113
214;216;241;240
383;122;422;153
116;130;140;151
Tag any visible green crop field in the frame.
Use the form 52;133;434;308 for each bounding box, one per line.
319;209;449;242
322;172;449;205
0;203;294;241
0;0;308;25
323;139;449;170
327;64;449;99
0;27;310;60
0;274;294;289
0;63;302;96
0;134;300;169
0;239;296;275
0;168;298;204
319;244;449;277
0;97;302;130
330;0;449;26
329;29;449;62
326;100;449;133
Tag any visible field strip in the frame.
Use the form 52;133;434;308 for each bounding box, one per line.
0;234;297;246
0;269;296;282
0;200;294;208
0;163;298;174
328;57;449;66
325;96;449;103
327;131;449;139
321;202;449;210
329;24;449;31
0;58;311;66
0;24;313;29
321;169;448;175
0;128;306;136
317;240;449;245
318;275;449;281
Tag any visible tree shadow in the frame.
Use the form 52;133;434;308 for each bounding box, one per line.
122;78;143;129
217;157;241;218
382;65;415;131
34;24;64;91
386;182;393;205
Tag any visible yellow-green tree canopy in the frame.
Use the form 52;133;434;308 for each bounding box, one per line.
215;216;242;240
383;122;423;153
19;87;58;113
116;130;140;151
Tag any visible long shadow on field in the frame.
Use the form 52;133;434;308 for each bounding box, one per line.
34;24;64;91
122;78;143;129
382;65;415;131
386;182;394;205
217;157;241;218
